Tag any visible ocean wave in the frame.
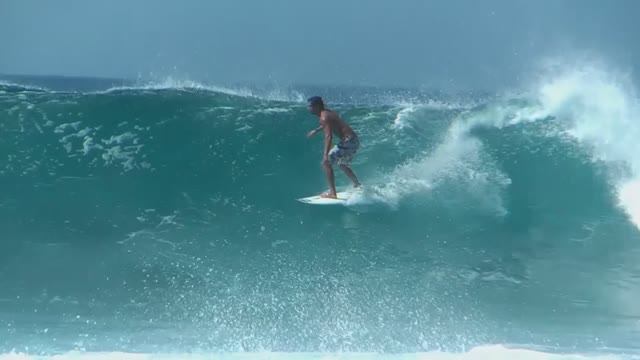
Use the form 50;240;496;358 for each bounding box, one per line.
1;63;640;354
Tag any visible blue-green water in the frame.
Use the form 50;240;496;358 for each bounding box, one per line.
1;70;640;359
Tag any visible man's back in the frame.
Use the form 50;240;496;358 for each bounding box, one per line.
322;109;356;140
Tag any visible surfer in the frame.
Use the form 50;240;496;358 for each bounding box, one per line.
306;96;361;199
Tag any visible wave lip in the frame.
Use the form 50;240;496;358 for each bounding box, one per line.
101;77;305;103
0;80;49;92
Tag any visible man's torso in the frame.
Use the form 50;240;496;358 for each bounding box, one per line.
322;110;356;140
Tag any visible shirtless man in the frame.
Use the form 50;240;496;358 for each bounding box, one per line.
306;96;361;199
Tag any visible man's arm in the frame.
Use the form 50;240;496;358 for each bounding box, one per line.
321;117;332;162
306;125;323;138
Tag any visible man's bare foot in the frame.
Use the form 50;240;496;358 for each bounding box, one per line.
320;191;337;199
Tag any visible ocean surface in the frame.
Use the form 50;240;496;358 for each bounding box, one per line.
1;68;640;359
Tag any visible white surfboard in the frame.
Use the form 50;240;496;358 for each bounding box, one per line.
297;190;359;205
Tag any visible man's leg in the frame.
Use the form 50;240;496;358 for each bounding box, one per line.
322;161;337;198
339;164;361;187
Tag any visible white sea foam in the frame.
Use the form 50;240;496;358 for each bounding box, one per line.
0;345;627;360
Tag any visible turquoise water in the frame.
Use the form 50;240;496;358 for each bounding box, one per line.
1;69;639;359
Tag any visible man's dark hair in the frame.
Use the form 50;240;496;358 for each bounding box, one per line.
307;96;324;107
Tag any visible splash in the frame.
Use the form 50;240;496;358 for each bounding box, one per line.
534;65;640;230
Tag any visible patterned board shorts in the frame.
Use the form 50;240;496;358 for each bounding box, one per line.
329;136;360;166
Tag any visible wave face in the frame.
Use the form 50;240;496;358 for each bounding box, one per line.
1;68;639;357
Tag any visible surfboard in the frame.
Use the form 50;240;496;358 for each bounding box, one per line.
297;190;358;205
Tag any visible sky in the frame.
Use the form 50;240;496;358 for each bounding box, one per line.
1;0;639;90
